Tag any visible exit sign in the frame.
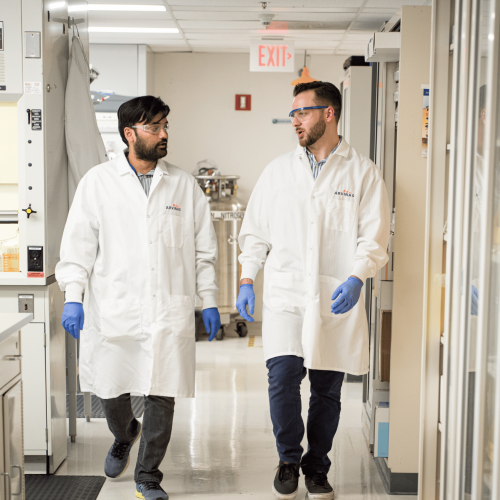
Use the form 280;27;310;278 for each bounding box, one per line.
250;40;295;72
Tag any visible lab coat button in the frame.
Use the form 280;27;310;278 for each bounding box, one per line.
311;221;314;224
312;196;315;199
148;215;150;218
153;294;156;297
150;241;152;244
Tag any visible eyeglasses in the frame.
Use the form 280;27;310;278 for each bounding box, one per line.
132;123;169;135
289;106;329;120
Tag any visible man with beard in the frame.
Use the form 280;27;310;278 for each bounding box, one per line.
56;96;221;500
236;82;390;499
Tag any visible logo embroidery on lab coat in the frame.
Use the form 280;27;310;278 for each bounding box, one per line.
166;204;181;212
334;190;355;198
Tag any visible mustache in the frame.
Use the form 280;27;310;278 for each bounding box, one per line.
157;140;168;147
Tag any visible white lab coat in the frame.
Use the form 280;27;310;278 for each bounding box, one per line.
56;152;218;398
238;140;390;374
65;36;107;204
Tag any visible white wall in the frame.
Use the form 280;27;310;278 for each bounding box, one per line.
154;52;347;203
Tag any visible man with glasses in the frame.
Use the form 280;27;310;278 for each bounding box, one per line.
237;82;390;499
56;95;221;500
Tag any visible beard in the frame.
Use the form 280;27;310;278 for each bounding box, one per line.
298;118;327;147
133;134;168;162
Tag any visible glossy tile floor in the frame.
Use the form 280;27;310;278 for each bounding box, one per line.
57;323;414;499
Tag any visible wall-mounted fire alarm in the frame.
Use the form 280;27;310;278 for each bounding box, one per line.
235;94;251;111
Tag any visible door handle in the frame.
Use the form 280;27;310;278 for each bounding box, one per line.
3;355;22;361
0;472;11;500
11;466;22;495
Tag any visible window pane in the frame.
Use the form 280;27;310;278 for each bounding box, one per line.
481;2;499;497
460;1;496;497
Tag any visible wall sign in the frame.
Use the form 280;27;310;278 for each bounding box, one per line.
421;85;429;157
235;94;251;110
31;109;42;131
250;40;294;72
24;82;42;94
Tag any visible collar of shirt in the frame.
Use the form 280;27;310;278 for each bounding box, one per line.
125;152;156;177
305;135;343;168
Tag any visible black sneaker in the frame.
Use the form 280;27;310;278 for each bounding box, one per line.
136;482;169;500
104;421;142;478
272;461;300;499
305;471;334;499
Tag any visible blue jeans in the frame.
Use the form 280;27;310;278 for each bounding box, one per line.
266;355;344;476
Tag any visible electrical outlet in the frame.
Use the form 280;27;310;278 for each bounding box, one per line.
18;294;34;318
27;246;43;272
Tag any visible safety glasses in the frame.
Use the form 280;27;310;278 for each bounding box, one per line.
132;123;169;135
289;106;329;120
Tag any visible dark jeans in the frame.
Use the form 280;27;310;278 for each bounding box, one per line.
100;393;175;484
266;355;344;476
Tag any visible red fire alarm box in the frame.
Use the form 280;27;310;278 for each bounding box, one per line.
236;94;251;111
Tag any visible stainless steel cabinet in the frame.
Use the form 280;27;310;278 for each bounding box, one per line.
0;314;32;500
3;381;24;499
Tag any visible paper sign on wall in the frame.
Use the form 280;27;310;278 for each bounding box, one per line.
250;40;294;72
24;82;42;94
421;85;429;157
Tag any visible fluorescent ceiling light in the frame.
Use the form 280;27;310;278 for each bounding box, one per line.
88;4;165;11
68;4;88;12
89;27;178;33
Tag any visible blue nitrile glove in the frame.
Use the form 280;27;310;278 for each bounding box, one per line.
331;276;364;315
203;307;221;342
62;302;84;339
471;285;479;316
236;284;255;322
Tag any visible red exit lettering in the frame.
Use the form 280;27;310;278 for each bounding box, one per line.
258;45;292;67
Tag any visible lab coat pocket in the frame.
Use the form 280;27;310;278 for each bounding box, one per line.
162;214;184;248
169;295;195;338
319;275;354;324
269;272;306;314
325;198;356;233
100;299;143;342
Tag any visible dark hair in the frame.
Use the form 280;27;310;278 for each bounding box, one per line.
293;81;342;123
118;95;170;145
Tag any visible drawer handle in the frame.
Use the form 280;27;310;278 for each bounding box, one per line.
3;355;22;361
11;466;22;495
0;472;11;500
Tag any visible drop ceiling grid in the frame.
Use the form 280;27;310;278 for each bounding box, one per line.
87;0;411;53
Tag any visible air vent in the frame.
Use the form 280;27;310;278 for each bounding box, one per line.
0;54;6;85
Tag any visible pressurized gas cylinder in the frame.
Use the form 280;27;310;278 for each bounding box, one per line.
194;174;246;314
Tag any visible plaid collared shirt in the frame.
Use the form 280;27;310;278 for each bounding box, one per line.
305;136;343;180
136;169;155;197
126;152;156;197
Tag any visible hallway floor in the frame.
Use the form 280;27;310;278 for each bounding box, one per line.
56;323;414;499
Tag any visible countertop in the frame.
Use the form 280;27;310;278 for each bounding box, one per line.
0;313;33;343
